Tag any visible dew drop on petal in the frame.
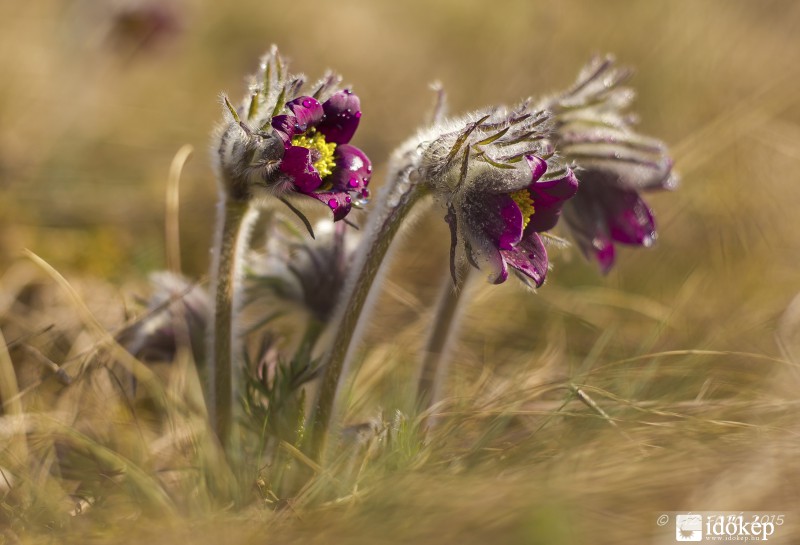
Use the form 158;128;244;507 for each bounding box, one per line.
302;98;313;107
345;195;352;204
328;198;338;209
348;177;359;188
355;111;362;119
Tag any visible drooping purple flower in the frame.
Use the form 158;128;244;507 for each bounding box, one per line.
214;47;371;222
446;153;578;286
404;105;579;286
542;55;677;273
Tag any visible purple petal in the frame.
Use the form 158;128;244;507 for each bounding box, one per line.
308;191;353;221
500;230;548;287
605;190;656;245
563;180;654;272
271;114;299;145
570;170;657;245
570;222;616;274
465;229;508;284
328;144;372;193
592;233;616;274
525;155;547;183
526;168;580;232
285;96;324;131
318;90;361;144
280;146;322;193
464;192;524;251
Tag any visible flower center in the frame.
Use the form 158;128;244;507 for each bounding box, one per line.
292;129;337;178
509;189;535;230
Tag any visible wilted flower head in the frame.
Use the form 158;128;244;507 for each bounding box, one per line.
214;47;371;222
120;272;210;363
401;104;578;286
248;218;358;322
543;55;678;272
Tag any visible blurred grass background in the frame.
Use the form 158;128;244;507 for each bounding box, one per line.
2;0;800;543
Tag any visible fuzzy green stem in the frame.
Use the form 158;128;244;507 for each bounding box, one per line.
417;261;471;413
209;198;257;450
308;177;427;461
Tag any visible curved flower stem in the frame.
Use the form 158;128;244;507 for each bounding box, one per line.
308;173;428;461
208;197;258;450
417;260;471;416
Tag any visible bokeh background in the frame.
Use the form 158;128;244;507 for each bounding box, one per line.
2;1;800;543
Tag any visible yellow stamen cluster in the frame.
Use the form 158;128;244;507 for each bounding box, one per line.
509;189;536;230
292;129;337;178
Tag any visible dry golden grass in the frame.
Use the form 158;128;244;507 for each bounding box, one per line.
2;1;800;543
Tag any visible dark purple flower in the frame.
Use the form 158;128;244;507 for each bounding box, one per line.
447;154;578;286
544;55;677;273
270;91;371;221
563;166;671;273
409;105;579;286
215;48;371;223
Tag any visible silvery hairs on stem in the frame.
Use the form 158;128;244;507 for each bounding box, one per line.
389;100;579;287
208;46;369;448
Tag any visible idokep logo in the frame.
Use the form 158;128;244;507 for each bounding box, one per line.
704;513;780;541
657;512;786;543
675;514;703;541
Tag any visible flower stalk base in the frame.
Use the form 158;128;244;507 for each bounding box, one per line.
208;197;258;449
308;173;428;461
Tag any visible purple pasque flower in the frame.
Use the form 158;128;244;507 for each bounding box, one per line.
409;105;578;286
270;90;371;221
543;55;677;273
214;47;371;222
446;153;578;286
